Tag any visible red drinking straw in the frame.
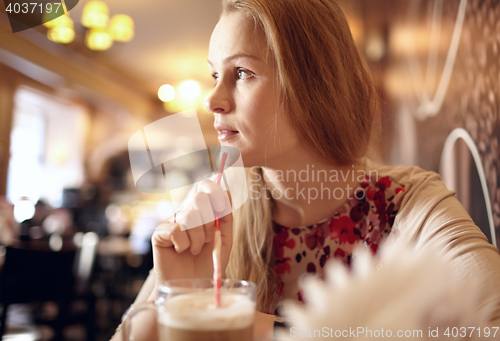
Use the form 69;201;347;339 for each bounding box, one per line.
213;151;228;308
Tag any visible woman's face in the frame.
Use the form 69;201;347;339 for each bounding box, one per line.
206;11;299;167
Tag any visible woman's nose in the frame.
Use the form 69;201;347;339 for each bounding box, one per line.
205;83;232;114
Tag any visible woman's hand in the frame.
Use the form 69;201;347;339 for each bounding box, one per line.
151;179;233;284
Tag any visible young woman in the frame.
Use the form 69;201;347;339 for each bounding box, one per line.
113;0;500;339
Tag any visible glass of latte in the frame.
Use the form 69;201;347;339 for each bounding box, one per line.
122;278;256;341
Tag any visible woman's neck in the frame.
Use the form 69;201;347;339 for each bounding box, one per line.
261;155;365;228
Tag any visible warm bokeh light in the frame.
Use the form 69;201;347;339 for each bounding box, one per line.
365;33;385;61
158;84;176;102
48;26;75;44
46;1;134;50
85;28;113;51
110;14;135;42
81;1;109;29
162;85;213;113
178;80;202;100
45;12;75;44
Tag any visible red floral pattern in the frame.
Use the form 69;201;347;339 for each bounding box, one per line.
272;175;406;302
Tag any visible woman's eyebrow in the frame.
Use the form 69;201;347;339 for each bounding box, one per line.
207;53;262;65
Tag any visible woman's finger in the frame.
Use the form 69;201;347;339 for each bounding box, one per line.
152;221;190;254
152;222;175;248
178;205;204;232
192;191;216;242
192;191;216;225
170;227;190;254
197;179;226;212
181;207;206;254
187;224;206;255
181;208;207;254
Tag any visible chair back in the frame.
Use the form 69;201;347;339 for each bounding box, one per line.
0;245;76;305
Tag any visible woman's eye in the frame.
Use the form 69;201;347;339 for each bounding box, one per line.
211;74;219;85
237;68;252;80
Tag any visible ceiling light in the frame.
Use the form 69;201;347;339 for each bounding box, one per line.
47;1;133;51
46;14;75;44
85;28;113;51
110;14;134;42
82;1;109;29
48;26;75;44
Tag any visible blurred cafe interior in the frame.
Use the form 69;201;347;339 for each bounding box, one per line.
0;0;499;339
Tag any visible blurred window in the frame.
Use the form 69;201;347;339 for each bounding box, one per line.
6;86;88;207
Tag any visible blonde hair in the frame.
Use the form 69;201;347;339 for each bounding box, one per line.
222;0;379;313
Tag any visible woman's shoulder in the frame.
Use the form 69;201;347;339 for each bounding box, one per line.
361;157;460;226
362;157;453;201
363;157;442;187
362;158;485;249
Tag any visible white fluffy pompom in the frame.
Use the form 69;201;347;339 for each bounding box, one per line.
276;244;496;341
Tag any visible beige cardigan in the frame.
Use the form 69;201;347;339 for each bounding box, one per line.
129;158;500;324
365;158;500;323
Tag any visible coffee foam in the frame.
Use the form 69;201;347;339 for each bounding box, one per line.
158;291;255;331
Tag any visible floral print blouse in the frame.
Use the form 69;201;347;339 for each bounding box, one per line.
272;175;407;302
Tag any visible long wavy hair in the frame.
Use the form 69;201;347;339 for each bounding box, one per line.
222;0;379;313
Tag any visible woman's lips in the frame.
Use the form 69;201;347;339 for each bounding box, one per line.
217;130;239;141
